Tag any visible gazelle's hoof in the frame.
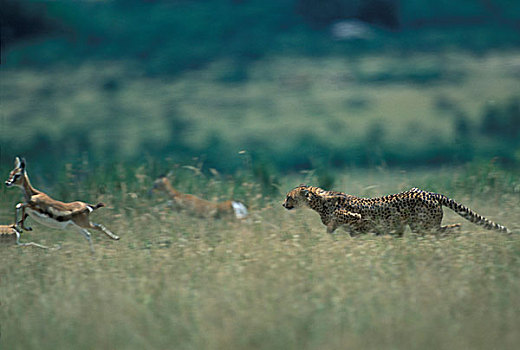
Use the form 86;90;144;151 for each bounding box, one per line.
18;221;32;231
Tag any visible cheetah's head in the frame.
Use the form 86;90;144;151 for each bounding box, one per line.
282;185;312;210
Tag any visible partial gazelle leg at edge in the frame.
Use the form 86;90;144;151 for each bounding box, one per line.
1;223;50;249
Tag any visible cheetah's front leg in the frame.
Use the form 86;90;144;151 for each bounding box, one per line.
327;209;362;233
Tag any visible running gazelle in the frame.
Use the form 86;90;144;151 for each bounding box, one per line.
5;157;119;252
150;175;248;219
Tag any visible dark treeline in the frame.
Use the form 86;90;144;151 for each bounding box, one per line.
3;0;519;73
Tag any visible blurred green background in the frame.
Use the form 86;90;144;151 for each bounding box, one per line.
1;0;520;177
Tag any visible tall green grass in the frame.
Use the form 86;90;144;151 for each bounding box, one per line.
1;163;519;350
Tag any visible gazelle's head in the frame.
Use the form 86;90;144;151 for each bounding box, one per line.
148;175;177;198
282;185;312;210
5;157;26;188
151;175;170;192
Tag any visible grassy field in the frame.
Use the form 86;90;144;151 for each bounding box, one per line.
1;163;519;350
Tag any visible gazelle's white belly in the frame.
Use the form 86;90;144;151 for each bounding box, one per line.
26;208;73;229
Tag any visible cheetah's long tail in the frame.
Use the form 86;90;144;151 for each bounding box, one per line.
437;195;511;233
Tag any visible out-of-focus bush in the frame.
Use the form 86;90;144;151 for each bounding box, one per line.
480;98;520;140
297;0;400;28
0;0;60;47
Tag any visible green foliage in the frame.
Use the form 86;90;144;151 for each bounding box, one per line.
480;97;520;140
3;0;520;73
2;52;520;174
2;1;520;176
0;0;58;45
3;0;302;74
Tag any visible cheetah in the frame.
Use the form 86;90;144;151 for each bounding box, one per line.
282;185;511;235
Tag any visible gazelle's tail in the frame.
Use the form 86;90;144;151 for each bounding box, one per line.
437;195;510;233
87;202;105;212
231;201;248;219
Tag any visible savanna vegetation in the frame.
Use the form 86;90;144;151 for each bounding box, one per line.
1;162;519;350
2;51;520;175
1;0;520;349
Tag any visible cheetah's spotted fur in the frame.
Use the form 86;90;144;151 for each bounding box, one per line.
282;185;511;235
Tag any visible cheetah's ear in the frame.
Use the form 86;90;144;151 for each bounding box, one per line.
302;188;311;199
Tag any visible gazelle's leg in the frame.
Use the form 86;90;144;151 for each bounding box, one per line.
15;203;32;231
15;230;49;249
75;226;95;253
90;222;120;240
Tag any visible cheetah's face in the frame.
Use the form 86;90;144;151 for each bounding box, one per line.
282;186;310;210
